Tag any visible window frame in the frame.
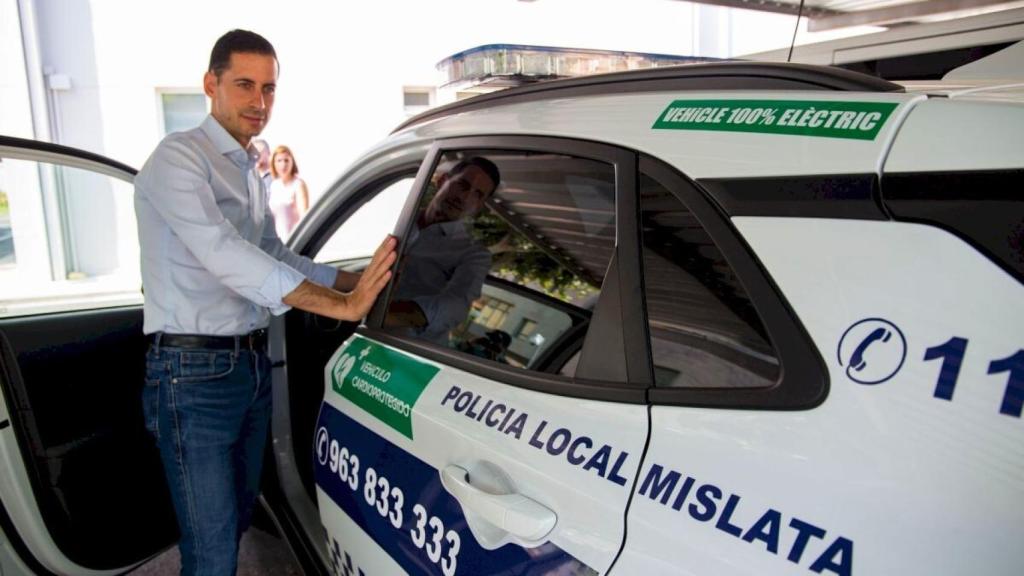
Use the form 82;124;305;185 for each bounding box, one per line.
155;88;207;136
637;155;828;410
364;135;647;404
401;86;436;117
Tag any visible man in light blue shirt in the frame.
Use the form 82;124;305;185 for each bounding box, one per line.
386;157;499;344
135;29;394;576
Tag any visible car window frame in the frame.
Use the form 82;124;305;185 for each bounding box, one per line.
267;145;431;574
638;155;829;410
364;135;648;403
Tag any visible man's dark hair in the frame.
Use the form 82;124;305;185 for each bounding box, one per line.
450;157;501;194
208;29;277;77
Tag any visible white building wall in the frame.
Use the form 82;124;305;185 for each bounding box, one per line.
0;0;34;139
22;0;799;202
3;0;807;312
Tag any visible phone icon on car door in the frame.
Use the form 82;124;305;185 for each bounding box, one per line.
838;318;906;385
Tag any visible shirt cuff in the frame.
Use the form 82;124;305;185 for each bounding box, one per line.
259;263;307;316
310;262;338;288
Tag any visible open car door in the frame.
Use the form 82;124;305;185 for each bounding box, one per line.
0;136;177;575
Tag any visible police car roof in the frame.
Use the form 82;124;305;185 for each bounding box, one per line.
393;61;904;134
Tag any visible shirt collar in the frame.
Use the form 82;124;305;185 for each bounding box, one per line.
200;115;258;164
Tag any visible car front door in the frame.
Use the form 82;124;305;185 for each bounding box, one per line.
307;137;651;575
0;136;177;575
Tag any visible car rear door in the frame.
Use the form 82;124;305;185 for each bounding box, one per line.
617;102;1024;575
0;136;177;575
309;136;651;575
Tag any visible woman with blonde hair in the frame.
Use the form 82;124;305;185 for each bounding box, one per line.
268;145;309;239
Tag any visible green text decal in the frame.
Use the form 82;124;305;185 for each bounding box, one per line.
652;99;899;140
330;335;439;439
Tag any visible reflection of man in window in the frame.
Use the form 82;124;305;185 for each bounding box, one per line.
387;157;500;344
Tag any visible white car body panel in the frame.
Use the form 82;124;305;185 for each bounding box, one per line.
315;335;647;575
405;92;920;179
614;218;1023;575
885;97;1024;172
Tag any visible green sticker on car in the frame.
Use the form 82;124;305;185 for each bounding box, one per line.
330;335;439;440
652;99;899;140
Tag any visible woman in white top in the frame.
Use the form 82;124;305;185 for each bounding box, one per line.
268;145;309;239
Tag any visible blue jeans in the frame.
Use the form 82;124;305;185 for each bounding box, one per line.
144;341;272;576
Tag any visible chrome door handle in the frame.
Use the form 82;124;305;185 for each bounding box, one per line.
441;464;556;542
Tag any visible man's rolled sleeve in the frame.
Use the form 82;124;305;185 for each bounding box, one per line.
309;263;338;288
259;263;306;315
258;206;340;288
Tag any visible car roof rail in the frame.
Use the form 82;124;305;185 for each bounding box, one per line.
394;61;904;133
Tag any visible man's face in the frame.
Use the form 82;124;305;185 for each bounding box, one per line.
425;165;496;225
204;52;277;148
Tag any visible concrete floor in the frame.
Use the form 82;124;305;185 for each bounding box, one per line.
127;527;302;576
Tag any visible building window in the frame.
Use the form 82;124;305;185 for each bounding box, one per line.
402;87;434;116
159;92;207;135
515;318;538;342
474;296;513;329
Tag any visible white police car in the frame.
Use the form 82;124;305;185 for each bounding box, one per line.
1;45;1022;576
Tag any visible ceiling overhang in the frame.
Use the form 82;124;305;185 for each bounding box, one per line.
683;0;1024;32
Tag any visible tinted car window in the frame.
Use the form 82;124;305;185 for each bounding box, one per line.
640;172;779;388
384;150;613;376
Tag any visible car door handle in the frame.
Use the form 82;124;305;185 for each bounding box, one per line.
441;464;556;542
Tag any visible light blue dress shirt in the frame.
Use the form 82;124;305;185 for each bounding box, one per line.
393;220;491;344
135;115;336;335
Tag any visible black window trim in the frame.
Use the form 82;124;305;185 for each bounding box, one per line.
360;327;645;404
0;135;137;178
881;169;1024;286
365;135;648;403
697;173;889;221
638;156;829;410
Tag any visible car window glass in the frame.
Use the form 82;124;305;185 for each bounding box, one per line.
315;177;412;265
0;157;140;318
640;171;779;388
384;150;614;376
452;281;575;370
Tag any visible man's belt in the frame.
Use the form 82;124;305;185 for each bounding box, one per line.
148;329;268;351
